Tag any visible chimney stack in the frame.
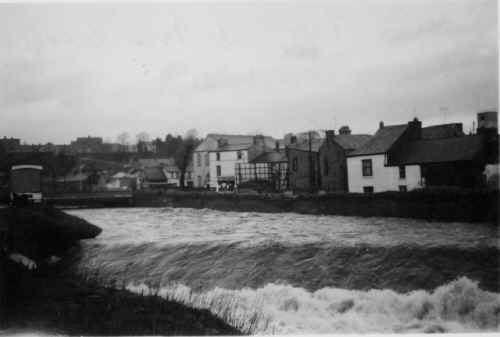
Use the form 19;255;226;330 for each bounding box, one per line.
275;140;280;151
408;117;422;140
339;126;351;135
325;130;335;142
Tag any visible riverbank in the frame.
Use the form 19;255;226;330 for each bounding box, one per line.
0;206;241;335
4;259;240;335
41;188;499;223
133;188;499;223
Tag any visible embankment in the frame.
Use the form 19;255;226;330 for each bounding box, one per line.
134;188;499;223
0;206;240;335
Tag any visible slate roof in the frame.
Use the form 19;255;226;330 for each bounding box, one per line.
137;158;176;168
250;151;287;163
56;173;90;183
421;123;464;140
348;124;408;156
332;134;373;151
287;138;323;152
195;134;276;152
390;135;485;165
143;167;167;182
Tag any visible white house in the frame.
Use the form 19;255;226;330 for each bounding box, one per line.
193;134;276;190
346;120;423;193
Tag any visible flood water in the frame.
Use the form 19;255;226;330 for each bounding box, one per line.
67;207;500;334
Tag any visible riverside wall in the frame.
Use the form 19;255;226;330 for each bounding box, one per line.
134;189;499;223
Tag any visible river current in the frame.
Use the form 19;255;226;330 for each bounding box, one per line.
67;207;500;334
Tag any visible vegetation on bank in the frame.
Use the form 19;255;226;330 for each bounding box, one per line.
0;206;241;335
3;261;241;335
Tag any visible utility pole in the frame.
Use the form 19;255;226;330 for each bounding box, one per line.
308;131;314;192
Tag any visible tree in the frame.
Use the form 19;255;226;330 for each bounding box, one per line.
163;133;183;157
136;132;151;153
116;132;130;152
153;137;163;154
174;130;201;188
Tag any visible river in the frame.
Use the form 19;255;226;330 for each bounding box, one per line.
67;207;500;334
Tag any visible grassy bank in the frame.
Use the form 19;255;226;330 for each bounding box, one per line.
3;260;241;335
0;206;241;335
134;188;499;223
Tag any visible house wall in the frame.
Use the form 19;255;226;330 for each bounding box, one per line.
287;148;319;191
318;140;348;192
209;150;249;188
192;151;211;188
347;154;422;193
193;137;218;188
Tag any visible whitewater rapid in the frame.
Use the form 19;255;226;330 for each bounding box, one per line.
67;207;500;334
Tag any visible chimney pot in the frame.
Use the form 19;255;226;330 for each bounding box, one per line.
379;121;384;129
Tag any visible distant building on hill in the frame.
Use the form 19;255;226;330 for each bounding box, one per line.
70;136;104;153
0;137;21;152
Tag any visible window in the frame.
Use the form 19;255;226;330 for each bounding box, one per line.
362;159;373;177
363;186;374;193
237;151;242;160
292;157;298;172
216;152;220;161
197;176;202;187
197;153;201;167
323;156;329;176
399;165;406;179
216;165;221;177
205;153;209;166
399;185;407;192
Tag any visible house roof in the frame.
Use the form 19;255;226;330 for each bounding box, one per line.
287;138;323;152
332;134;373;150
143;167;167;182
195;134;276;152
56;173;89;183
390;135;485;165
348;124;408;156
421;123;464;140
112;171;137;179
250;151;287;163
137;158;176;168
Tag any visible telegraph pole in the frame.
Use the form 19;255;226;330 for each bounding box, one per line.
308;131;314;191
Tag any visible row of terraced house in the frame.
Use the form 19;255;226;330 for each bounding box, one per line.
192;111;499;193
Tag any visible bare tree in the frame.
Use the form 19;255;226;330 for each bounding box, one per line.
136;131;150;143
136;132;151;153
116;132;130;152
175;129;201;188
184;128;198;140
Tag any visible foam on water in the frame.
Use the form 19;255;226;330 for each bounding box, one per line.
126;277;500;334
67;208;500;333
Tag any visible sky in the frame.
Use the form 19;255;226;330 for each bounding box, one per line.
0;0;498;144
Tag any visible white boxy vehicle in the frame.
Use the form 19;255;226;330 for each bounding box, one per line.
10;165;43;204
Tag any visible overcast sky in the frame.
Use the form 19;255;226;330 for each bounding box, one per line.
0;0;497;144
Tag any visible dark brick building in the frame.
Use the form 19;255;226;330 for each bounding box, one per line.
318;128;371;192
